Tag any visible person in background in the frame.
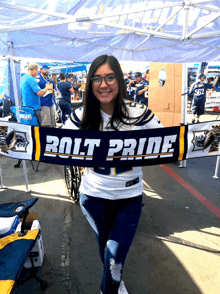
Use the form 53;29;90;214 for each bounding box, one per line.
37;64;55;127
51;73;58;112
144;69;150;101
51;73;58;91
188;73;218;123
73;74;80;98
15;63;52;168
144;69;150;83
128;72;149;106
124;71;133;85
62;54;162;294
20;63;52;126
56;72;74;123
124;71;134;101
207;77;214;84
66;73;74;85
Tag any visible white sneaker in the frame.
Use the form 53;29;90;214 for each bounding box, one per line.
118;281;129;294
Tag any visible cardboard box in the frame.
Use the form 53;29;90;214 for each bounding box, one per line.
16;219;44;268
149;62;182;127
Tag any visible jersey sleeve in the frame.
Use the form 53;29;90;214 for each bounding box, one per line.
188;82;195;95
135;108;163;129
127;102;163;129
62;106;83;130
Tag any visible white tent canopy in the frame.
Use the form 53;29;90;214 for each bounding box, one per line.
0;0;219;62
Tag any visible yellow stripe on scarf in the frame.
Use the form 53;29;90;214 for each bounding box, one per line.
34;126;41;161
178;125;185;161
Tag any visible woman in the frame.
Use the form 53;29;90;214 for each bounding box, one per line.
51;73;58;112
63;55;162;294
56;72;74;123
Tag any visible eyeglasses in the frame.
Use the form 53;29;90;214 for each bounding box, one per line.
91;73;117;86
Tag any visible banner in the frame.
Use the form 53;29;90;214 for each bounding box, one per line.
0;121;220;167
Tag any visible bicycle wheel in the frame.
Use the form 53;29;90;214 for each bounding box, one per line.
71;166;82;203
64;165;74;197
64;166;81;203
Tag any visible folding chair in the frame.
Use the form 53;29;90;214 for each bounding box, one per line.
0;198;47;293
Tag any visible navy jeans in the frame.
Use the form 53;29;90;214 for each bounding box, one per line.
80;193;143;294
57;99;72;123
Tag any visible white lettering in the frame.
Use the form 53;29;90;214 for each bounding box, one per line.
160;135;177;158
44;136;59;157
84;139;101;160
72;138;83;160
145;137;162;159
107;139;124;161
121;139;137;160
136;138;147;160
59;137;72;159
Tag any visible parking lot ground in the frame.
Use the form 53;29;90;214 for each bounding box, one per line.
1;108;220;293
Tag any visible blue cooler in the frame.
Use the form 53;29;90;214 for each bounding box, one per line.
0;215;19;238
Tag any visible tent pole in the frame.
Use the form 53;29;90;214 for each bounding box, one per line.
179;2;190;168
8;42;30;192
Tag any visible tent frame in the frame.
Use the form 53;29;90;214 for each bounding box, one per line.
0;0;219;53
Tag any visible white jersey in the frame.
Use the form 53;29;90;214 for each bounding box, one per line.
62;101;163;200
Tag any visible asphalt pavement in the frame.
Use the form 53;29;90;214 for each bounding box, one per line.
0;109;220;294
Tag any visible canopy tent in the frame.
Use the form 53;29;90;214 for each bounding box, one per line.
0;0;220;187
0;0;219;63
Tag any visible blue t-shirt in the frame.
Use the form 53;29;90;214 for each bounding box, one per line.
189;81;212;103
36;74;55;107
20;74;42;110
57;81;72;103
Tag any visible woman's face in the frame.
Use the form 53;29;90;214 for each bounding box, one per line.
92;63;119;112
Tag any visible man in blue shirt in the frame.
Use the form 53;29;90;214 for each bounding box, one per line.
36;64;55;127
128;72;149;105
20;63;52;126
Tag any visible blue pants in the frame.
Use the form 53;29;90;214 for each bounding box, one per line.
80;193;143;294
57;99;72;123
192;99;205;115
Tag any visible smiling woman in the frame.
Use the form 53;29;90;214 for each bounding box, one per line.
91;63;119;115
62;54;163;294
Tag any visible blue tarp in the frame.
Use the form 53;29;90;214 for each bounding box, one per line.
0;0;219;63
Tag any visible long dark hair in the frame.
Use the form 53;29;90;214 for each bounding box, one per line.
80;55;141;131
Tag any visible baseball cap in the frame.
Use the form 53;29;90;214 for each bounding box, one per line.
128;71;132;74
41;64;50;70
135;72;142;78
198;73;206;79
66;73;74;78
